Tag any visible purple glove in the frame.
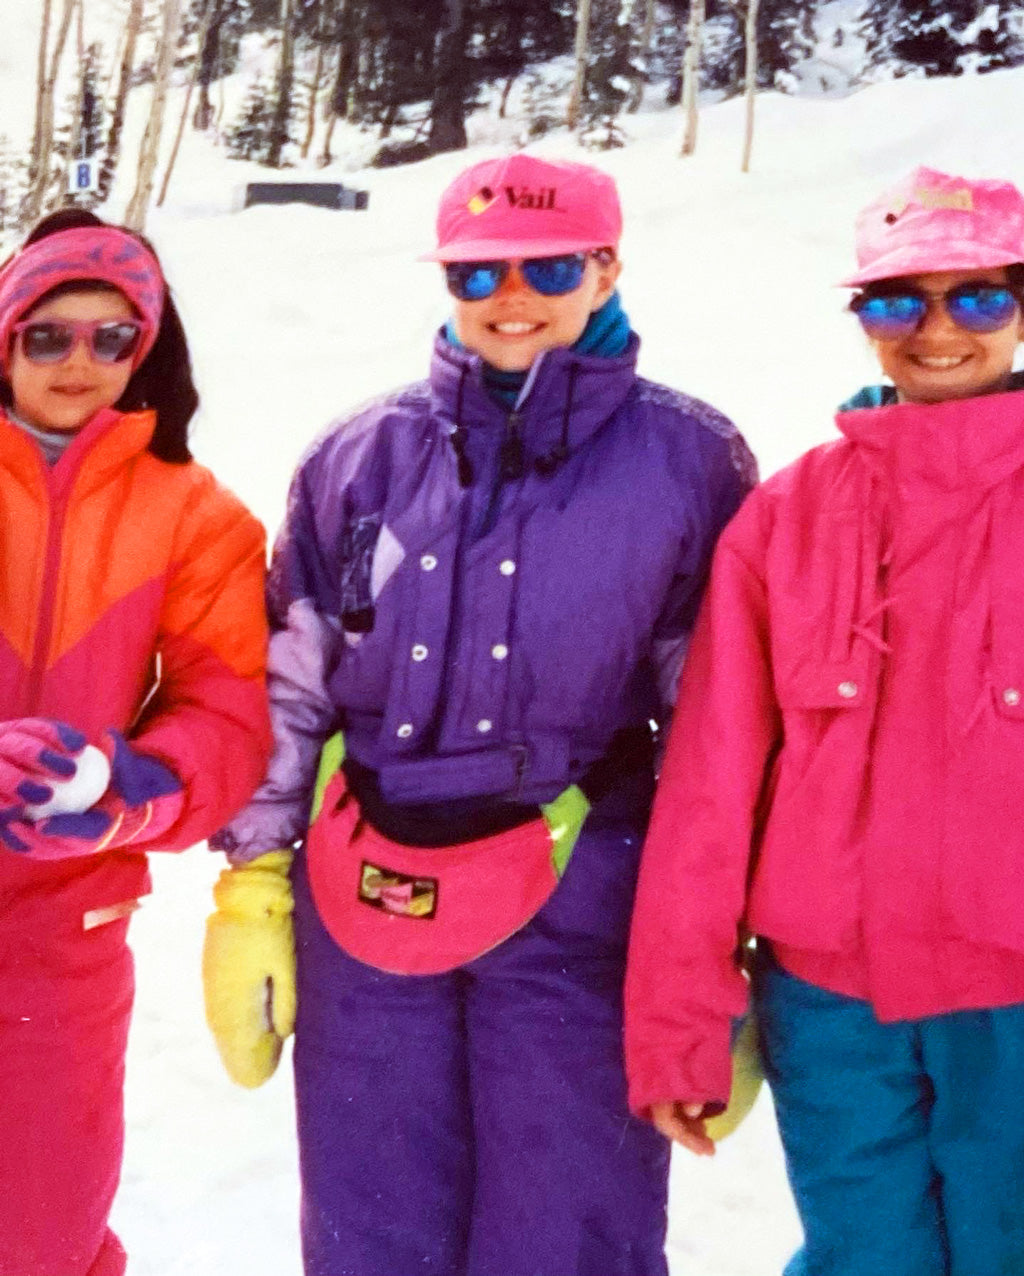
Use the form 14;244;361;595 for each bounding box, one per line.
1;729;184;860
0;719;89;851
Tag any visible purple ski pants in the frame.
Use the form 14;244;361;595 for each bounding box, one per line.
291;808;670;1276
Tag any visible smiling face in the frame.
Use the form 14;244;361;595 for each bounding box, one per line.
450;252;622;371
867;267;1024;404
7;287;137;432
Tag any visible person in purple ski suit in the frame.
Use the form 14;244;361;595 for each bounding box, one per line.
202;153;755;1276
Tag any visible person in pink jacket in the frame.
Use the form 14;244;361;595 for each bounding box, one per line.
625;166;1024;1276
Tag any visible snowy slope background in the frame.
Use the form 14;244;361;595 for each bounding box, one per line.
4;5;1024;1271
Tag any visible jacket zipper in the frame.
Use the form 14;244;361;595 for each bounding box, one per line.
25;459;74;712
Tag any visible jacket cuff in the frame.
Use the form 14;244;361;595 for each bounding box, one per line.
626;1020;733;1118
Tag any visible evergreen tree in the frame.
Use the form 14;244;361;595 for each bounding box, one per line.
578;0;640;149
226;76;277;159
756;0;816;89
862;0;1024;78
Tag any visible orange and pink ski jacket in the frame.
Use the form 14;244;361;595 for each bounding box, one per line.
0;406;271;920
625;385;1024;1115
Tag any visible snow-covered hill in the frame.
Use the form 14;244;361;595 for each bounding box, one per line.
5;19;1024;1270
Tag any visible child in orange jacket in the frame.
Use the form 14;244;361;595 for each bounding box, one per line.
0;207;271;1276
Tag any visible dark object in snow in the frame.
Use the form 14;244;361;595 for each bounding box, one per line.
244;182;369;211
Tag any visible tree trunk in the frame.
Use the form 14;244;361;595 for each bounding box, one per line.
97;0;143;201
428;0;469;155
268;0;295;168
741;0;760;172
194;0;229;130
23;0;76;226
28;0;53;186
628;0;657;111
157;0;216;206
125;0;182;231
567;0;593;131
680;0;705;155
301;2;328;160
66;0;86;172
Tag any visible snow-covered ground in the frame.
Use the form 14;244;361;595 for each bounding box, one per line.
6;12;1024;1268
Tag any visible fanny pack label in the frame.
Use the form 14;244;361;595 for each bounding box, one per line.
359;860;438;919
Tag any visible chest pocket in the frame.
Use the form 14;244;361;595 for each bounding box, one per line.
769;504;885;715
339;513;382;634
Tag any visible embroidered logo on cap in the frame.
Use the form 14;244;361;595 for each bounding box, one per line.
503;184;565;212
468;186;497;215
359;861;438;919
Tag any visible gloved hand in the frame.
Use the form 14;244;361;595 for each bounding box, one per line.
0;718;89;849
1;728;183;860
704;1012;764;1141
203;850;296;1088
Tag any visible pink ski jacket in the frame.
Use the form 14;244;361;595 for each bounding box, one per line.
625;386;1024;1115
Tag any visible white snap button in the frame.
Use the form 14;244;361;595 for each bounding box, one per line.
411;644;428;662
499;560;516;576
476;719;493;734
1004;687;1022;707
491;644;509;661
837;681;858;700
420;554;437;571
396;723;414;738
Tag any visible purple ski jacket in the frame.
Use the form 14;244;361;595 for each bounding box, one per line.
219;331;755;859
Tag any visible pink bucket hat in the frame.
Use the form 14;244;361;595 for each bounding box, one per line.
0;227;165;371
421;153;623;263
841;166;1024;287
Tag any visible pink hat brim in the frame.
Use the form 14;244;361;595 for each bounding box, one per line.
840;243;1024;287
420;235;615;263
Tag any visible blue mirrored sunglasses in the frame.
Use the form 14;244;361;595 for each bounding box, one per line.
850;283;1020;339
444;252;593;302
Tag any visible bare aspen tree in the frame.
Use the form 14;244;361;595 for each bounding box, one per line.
125;0;183;231
98;0;143;202
627;0;657;111
567;0;593;132
29;0;53;187
157;0;215;206
741;0;760;172
66;0;86;175
680;0;705;156
301;0;328;160
23;0;77;225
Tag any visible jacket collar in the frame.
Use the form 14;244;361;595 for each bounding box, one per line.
0;406;157;490
428;329;640;473
836;383;1024;494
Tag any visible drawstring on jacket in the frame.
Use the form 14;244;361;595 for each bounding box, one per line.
450;365;474;487
535;362;579;477
447;355;582;485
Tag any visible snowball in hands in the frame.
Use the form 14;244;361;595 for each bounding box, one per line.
25;743;111;819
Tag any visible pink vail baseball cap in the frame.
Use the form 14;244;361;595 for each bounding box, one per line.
0;227;165;371
841;166;1024;287
421;153;623;262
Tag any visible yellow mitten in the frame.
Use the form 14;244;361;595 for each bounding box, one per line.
202;849;296;1088
704;1012;764;1141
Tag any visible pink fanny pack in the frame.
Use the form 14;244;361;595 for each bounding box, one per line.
306;772;564;975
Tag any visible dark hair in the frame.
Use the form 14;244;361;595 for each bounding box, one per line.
0;207;197;463
1007;263;1024;294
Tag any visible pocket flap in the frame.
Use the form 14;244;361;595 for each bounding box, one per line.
775;659;875;710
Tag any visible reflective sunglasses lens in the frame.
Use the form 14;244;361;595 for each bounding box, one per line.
91;322;142;363
521;253;588;296
20;323;75;363
946;286;1019;333
853;293;927;339
445;262;506;301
